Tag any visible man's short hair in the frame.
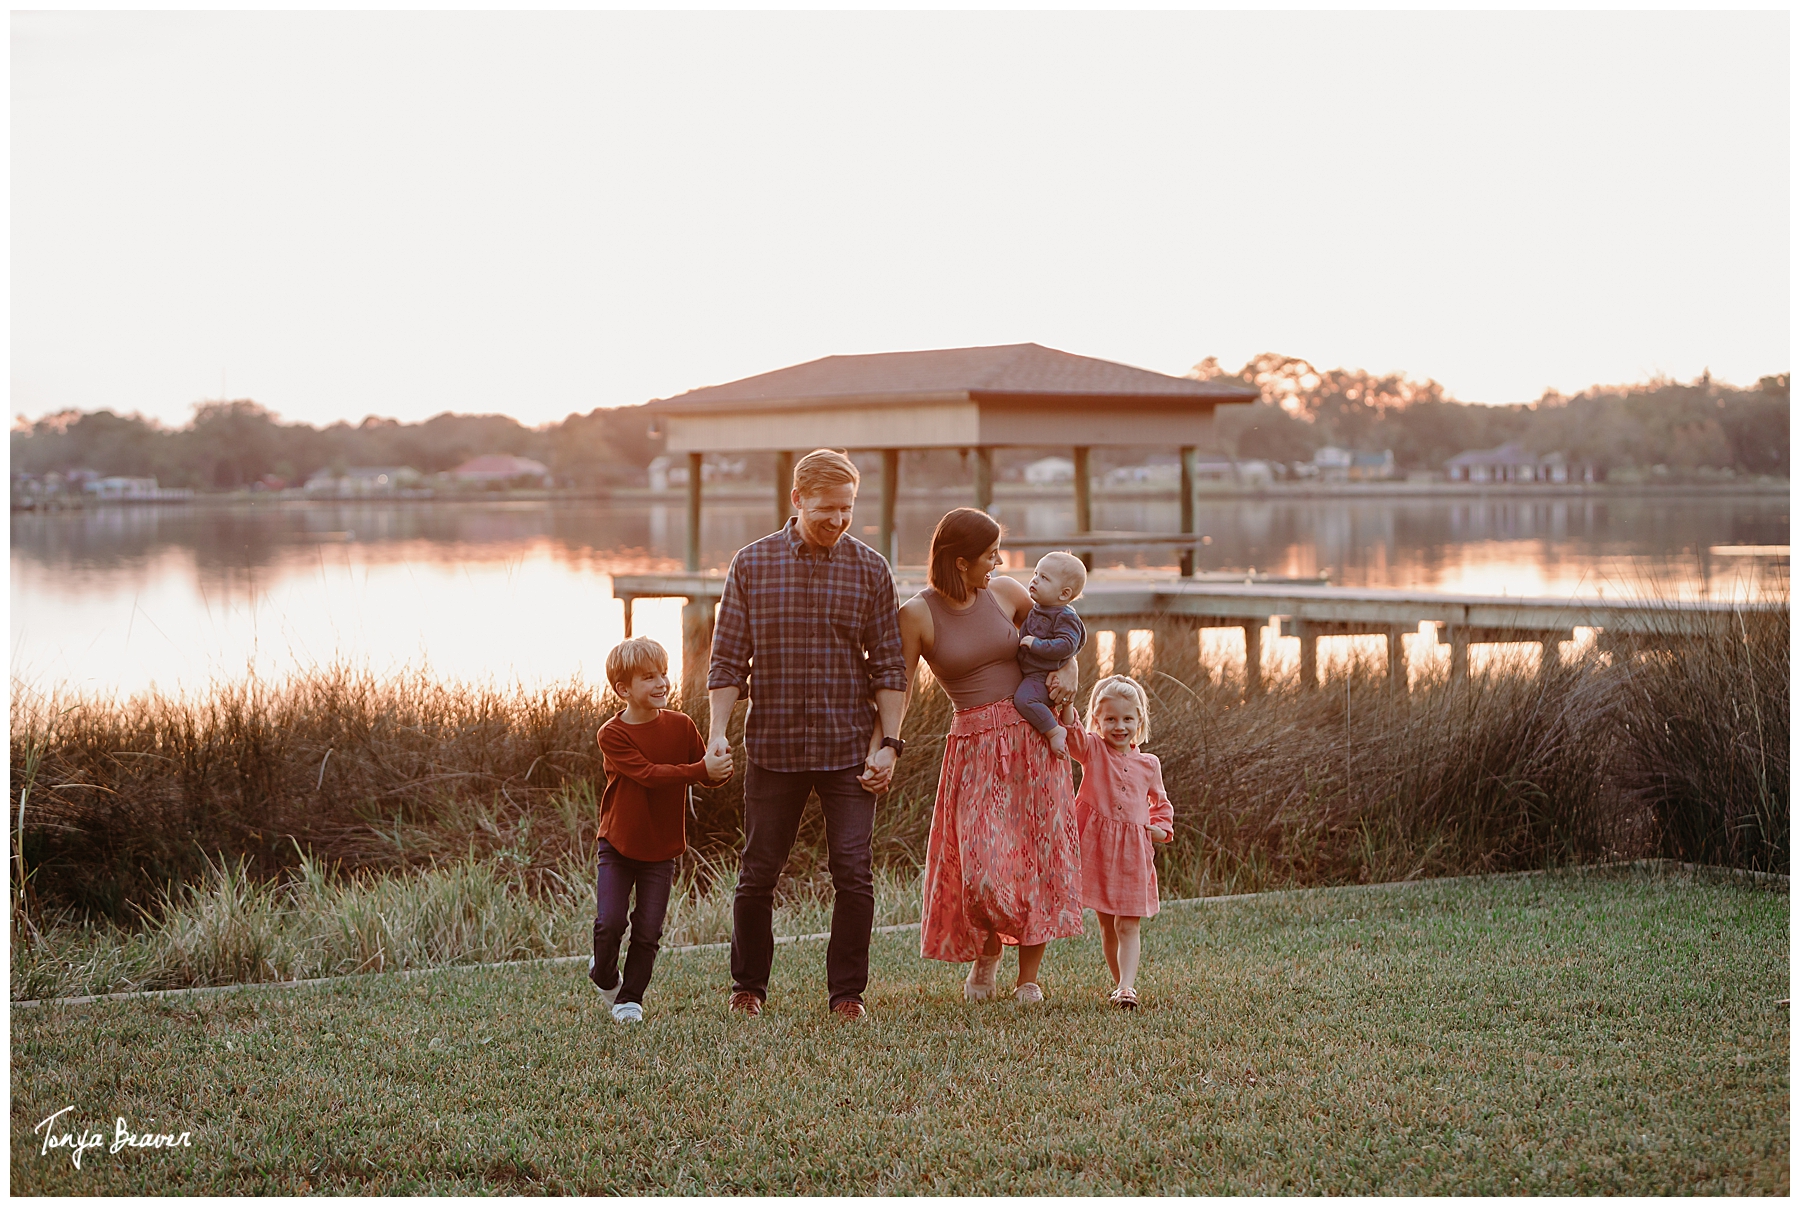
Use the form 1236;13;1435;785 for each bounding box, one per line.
792;449;860;499
1037;550;1087;600
605;636;668;692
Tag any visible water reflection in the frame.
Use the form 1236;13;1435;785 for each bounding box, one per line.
11;494;1787;698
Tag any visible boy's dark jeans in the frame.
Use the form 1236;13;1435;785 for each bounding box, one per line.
593;838;678;1006
731;762;875;1009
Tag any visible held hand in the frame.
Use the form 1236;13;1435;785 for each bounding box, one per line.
707;735;731;761
703;746;733;782
1046;658;1079;708
1147;824;1173;843
858;744;898;794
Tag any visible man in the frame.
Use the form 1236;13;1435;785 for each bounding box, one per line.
706;448;907;1021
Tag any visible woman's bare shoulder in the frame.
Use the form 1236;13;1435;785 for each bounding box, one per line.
898;592;933;639
987;574;1030;613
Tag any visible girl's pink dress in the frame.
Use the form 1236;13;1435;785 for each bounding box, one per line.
1065;725;1175;918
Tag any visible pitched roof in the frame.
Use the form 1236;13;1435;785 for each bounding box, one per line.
1445;441;1544;468
650;343;1259;411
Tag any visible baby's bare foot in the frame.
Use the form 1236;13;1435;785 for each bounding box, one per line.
1047;725;1068;757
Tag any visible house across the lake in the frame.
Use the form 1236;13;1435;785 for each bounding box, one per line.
81;476;195;502
304;466;424;497
1304;447;1397;482
447;455;551;487
1445;442;1594;484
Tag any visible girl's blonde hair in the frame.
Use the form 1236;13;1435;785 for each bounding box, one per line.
1084;674;1150;745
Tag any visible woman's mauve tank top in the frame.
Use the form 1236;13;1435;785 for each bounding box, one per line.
920;587;1024;710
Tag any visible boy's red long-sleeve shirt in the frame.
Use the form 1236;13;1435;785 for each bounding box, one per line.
596;710;723;862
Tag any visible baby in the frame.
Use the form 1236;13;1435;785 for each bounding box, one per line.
1014;550;1088;756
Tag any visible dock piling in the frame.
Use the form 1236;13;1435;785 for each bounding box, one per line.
685;453;703;572
680;598;715;707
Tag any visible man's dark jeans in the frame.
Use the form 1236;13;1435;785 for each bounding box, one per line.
731;762;876;1009
593;837;678;1006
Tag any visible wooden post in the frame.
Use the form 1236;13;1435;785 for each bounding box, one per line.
680;597;714;707
1073;445;1092;570
685;451;704;572
1242;620;1264;698
1449;626;1470;682
974;446;993;513
879;448;899;565
1151;619;1202;687
621;597;634;638
1297;619;1318;689
1540;636;1560;677
1178;446;1196;578
1386;624;1408;692
1077;628;1099;684
1072;446;1092;532
1105;629;1132;677
774;450;794;529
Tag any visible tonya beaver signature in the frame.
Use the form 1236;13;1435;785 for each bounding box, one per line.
33;1106;193;1169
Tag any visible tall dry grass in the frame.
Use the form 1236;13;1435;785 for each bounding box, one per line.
11;846;926;1001
12;604;1786;953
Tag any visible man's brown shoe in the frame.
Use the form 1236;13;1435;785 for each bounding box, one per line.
729;991;764;1017
830;1000;867;1021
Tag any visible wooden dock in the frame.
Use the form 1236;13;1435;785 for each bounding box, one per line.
614;570;1783;699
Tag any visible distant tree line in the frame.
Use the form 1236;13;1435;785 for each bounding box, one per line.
9;402;663;491
1197;355;1790;479
10;359;1789;491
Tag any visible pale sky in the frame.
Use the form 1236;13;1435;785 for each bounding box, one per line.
11;11;1790;430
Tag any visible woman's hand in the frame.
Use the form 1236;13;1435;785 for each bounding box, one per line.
1046;658;1079;708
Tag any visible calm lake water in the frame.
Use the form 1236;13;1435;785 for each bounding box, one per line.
10;492;1787;699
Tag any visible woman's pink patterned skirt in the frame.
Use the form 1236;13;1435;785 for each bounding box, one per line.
919;698;1085;962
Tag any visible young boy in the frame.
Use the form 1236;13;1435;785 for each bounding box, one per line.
591;636;732;1022
1015;550;1088;756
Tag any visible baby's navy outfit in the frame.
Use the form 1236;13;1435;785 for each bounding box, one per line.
1014;603;1087;734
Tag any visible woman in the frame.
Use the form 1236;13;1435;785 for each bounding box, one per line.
898;508;1084;1002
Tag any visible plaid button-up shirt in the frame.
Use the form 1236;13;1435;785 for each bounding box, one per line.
707;519;908;773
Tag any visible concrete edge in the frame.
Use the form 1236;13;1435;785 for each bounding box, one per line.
12;858;1782;1010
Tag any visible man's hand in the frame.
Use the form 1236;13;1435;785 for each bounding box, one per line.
1046;657;1079;708
859;744;897;794
703;742;733;782
1018;635;1037;649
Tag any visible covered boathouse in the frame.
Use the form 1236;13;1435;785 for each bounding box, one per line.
642;342;1260;570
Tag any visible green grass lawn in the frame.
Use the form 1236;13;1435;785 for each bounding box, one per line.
11;866;1788;1194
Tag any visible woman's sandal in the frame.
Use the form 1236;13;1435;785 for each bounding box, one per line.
963;952;1002;1002
1112;987;1139;1010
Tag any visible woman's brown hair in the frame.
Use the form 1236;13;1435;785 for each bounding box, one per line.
927;508;1002;603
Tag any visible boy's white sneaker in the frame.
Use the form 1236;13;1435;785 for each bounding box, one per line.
611;1001;644;1024
588;956;621;1007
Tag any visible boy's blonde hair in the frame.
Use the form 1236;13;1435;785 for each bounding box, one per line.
1084;674;1150;745
606;636;669;692
1037;550;1087;601
792;448;860;499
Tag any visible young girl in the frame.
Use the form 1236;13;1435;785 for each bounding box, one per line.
1062;675;1174;1009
